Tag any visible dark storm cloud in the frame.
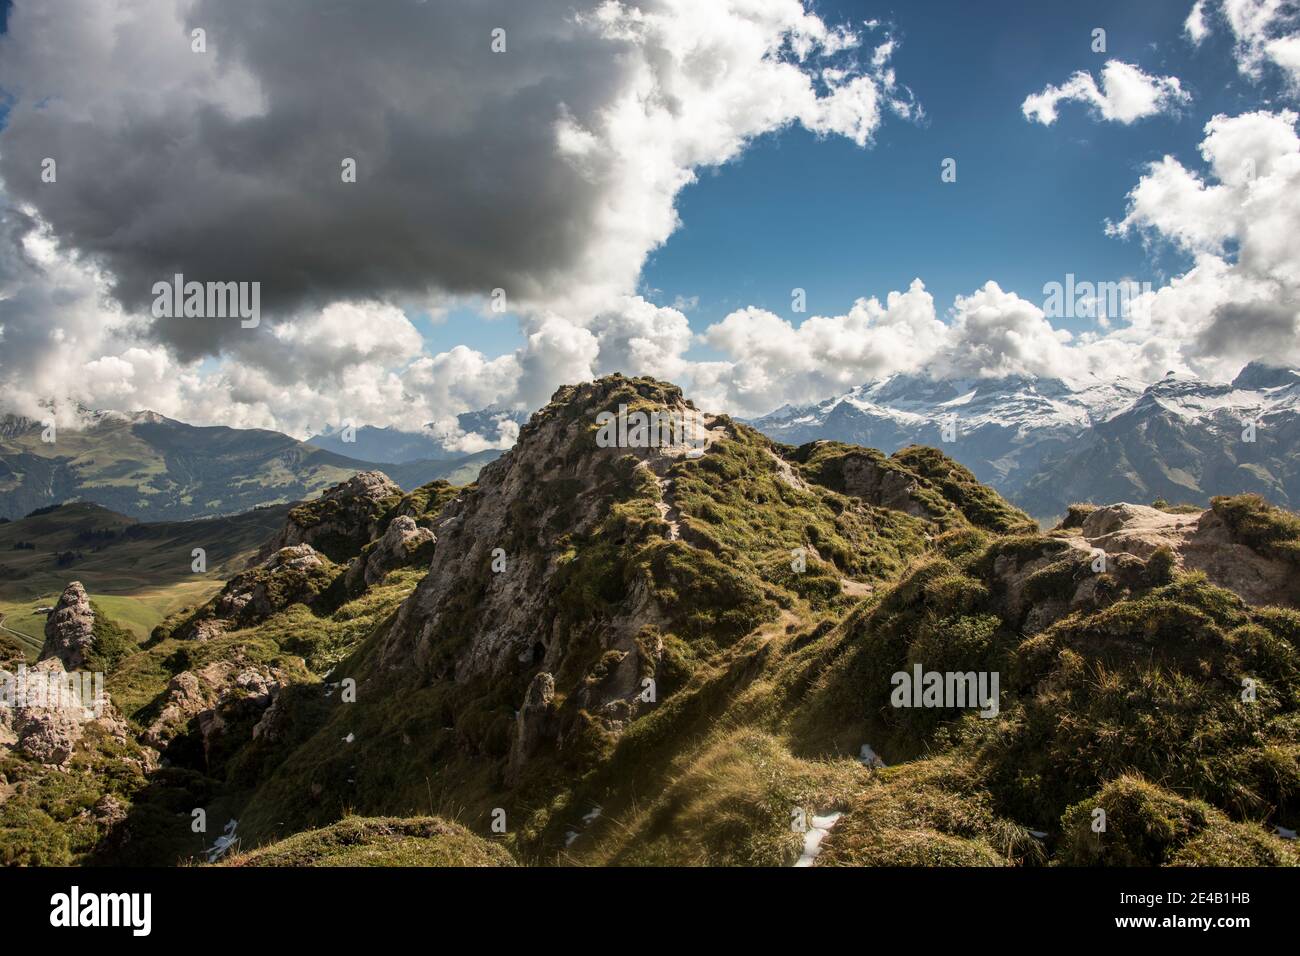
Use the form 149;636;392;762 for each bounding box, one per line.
1197;299;1300;363
0;0;633;359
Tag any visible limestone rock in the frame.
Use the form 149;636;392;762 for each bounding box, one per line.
1066;502;1296;607
836;451;945;521
345;515;436;591
39;582;95;670
259;471;402;563
507;672;556;781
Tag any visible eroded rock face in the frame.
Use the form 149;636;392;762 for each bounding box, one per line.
259;471;402;563
220;545;328;620
370;379;716;772
182;544;333;639
1067;503;1296;607
345;515;435;591
375;380;716;686
142;661;282;764
507;671;556;782
39;582;95;670
836;451;945;522
987;538;1147;636
5;658;127;766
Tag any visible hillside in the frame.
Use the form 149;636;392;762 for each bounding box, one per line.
1;376;1297;868
0;410;491;522
0;501;290;651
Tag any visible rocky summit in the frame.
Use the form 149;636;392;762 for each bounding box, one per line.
1;375;1298;868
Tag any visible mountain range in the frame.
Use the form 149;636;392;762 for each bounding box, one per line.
751;361;1300;519
0;410;497;522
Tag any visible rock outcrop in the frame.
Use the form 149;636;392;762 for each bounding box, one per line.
3;658;129;765
179;544;336;639
368;378;729;773
1062;501;1297;607
142;661;282;763
39;582;95;670
837;453;940;520
344;515;435;591
258;471;402;563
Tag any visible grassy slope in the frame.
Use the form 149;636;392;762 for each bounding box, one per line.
0;415;493;522
220;390;1298;866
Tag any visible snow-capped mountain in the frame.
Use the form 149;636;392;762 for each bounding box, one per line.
750;363;1300;519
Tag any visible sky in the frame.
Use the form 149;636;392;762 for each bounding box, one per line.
0;0;1298;446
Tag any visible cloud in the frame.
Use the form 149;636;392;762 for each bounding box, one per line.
1106;109;1300;378
1186;1;1212;44
1190;0;1300;88
0;0;921;437
1022;60;1191;125
0;0;911;355
4;3;1298;441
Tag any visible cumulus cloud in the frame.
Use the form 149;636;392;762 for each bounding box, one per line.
1106;109;1300;377
4;2;1299;442
0;0;919;435
691;108;1300;415
1190;0;1300;88
1022;60;1191;126
1186;1;1212;44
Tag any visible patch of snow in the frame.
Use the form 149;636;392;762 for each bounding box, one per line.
206;819;240;863
858;743;885;768
938;389;978;408
794;811;842;867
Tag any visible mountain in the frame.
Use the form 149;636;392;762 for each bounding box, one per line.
750;362;1300;519
0;410;495;521
1016;364;1300;517
307;409;526;463
4;375;1296;868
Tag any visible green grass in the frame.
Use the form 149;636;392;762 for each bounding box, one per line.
221;816;517;867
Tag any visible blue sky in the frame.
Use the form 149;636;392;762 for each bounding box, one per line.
426;0;1282;361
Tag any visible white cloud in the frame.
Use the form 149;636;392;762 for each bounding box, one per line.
1022;60;1191;126
1186;1;1212;44
1192;0;1300;88
1107;109;1300;378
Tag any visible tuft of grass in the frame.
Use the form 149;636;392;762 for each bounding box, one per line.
1057;775;1298;866
220;815;516;867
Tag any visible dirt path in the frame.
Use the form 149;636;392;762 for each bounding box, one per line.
653;476;683;541
839;579;874;598
0;611;40;648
